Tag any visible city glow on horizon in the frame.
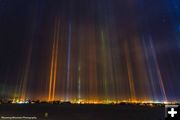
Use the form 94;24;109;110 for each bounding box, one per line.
8;98;179;105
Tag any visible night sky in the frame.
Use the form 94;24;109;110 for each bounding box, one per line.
0;0;180;102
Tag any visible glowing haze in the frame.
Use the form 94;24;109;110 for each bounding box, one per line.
0;0;180;103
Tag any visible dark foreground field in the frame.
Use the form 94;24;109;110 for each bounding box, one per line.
0;104;164;120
